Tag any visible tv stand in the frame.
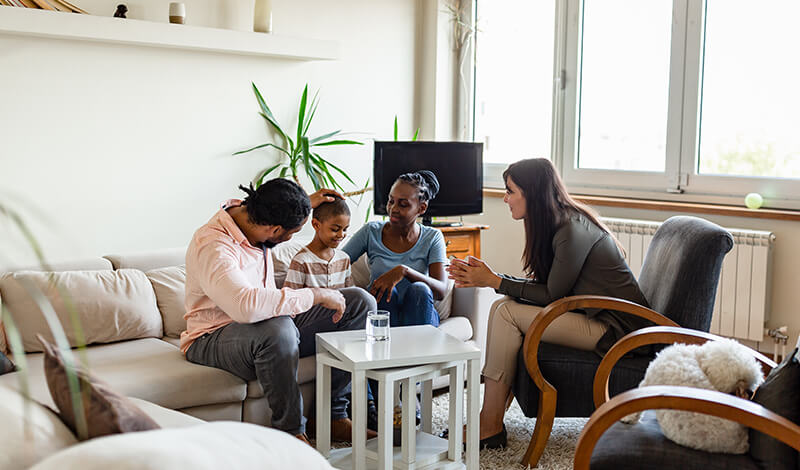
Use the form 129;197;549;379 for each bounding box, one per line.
421;216;463;227
425;222;490;259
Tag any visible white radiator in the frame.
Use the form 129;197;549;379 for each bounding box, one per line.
601;217;776;342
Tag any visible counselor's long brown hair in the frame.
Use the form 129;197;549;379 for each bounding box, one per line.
503;158;622;281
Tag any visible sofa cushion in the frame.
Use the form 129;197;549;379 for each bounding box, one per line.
103;247;186;271
0;269;163;352
28;422;335;470
590;410;761;470
0;338;247;411
127;397;205;429
38;335;160;440
0;384;79;469
145;265;187;338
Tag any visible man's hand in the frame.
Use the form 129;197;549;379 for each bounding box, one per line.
311;288;346;323
308;188;345;209
446;256;502;289
370;265;406;303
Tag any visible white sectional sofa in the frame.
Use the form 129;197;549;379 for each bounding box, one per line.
0;241;501;427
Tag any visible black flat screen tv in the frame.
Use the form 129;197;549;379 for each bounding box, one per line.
373;141;483;225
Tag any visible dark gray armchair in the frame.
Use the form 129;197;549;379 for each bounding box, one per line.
511;216;734;467
575;326;797;470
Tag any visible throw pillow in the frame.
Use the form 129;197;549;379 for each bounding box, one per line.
749;347;800;470
37;334;160;440
0;349;14;375
145;265;187;338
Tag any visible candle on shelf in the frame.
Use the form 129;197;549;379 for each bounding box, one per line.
253;0;272;33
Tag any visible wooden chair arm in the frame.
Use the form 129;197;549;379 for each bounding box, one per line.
592;326;777;408
574;385;800;470
521;295;678;385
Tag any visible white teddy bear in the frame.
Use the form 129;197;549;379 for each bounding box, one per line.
621;338;764;454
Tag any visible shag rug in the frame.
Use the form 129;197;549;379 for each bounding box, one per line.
428;390;587;470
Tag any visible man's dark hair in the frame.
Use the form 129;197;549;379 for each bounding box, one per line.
238;178;310;229
312;196;351;222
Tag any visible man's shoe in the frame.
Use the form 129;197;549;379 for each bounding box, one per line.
331;418;378;443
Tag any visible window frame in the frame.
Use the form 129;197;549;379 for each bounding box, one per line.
479;0;800;210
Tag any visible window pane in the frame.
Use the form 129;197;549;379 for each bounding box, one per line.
698;0;800;179
578;0;672;171
473;0;555;164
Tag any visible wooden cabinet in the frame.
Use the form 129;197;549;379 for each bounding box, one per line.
438;224;489;260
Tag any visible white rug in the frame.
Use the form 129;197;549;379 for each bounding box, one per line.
428;391;587;470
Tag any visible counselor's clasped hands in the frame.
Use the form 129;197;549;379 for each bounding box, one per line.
446;256;502;290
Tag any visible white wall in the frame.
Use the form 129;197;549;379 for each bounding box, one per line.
466;197;800;351
0;0;421;268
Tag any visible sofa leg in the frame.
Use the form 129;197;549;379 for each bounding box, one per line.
521;388;556;468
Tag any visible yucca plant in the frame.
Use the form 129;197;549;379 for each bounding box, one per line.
235;82;364;193
1;203;89;441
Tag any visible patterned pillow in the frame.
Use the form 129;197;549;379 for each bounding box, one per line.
37;335;160;440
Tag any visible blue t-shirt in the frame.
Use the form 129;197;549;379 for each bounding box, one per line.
343;221;448;290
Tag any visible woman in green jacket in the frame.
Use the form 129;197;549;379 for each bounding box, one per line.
447;158;649;449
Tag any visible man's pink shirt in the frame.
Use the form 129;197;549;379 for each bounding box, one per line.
180;200;314;354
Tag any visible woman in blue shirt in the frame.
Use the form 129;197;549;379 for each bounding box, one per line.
344;170;449;327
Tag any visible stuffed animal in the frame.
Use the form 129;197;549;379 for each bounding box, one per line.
621;338;764;454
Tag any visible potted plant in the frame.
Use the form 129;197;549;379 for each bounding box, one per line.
235;83;365;193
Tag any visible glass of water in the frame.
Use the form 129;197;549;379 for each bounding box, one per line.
366;310;390;342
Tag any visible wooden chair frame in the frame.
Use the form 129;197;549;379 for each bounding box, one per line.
520;295;679;468
573;386;800;469
574;326;792;469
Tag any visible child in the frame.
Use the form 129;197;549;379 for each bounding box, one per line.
284;196;354;290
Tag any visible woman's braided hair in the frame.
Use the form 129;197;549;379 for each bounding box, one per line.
396;170;440;203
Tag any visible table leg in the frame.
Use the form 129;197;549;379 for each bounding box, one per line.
315;356;331;457
377;378;393;470
401;377;416;465
448;363;464;462
466;358;480;470
352;369;367;470
421;378;433;434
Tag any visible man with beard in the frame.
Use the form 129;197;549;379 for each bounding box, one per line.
181;178;377;444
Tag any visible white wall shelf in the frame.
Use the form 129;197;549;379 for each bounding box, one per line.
0;6;339;60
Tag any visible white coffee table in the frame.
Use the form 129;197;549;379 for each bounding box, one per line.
315;325;481;470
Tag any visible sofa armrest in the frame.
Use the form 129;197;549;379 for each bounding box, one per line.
451;287;504;367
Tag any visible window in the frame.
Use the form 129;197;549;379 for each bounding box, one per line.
473;0;556;187
476;0;800;208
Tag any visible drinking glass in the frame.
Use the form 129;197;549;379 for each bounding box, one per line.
366;310;390;342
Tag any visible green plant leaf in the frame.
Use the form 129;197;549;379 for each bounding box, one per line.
322;158;357;186
313;139;363;147
296;85;308;154
252;83;289;143
308;130;342;145
279;166;289;178
394;116;398;141
255;163;283;186
310;154;344;190
233;142;291;157
302;90;320;136
413;128;420;141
